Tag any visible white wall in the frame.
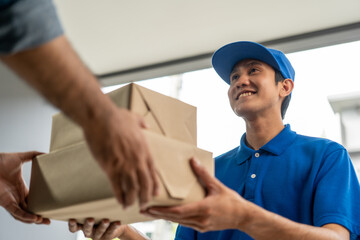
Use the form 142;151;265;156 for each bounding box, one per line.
0;62;76;240
337;109;360;178
340;109;360;151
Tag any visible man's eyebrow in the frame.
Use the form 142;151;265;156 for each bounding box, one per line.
230;61;263;75
246;61;263;67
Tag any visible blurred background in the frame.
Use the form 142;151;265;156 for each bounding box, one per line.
0;0;359;239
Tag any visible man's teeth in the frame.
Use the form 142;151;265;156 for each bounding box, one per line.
239;92;254;97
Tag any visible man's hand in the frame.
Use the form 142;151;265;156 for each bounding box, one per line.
0;151;50;224
1;36;159;209
144;158;248;232
83;107;159;208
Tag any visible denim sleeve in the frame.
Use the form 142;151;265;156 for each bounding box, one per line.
0;0;15;10
0;0;64;54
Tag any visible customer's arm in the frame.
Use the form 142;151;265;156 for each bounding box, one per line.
0;35;158;207
145;158;349;240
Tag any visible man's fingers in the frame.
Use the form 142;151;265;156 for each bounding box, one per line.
137;164;152;208
147;155;159;197
134;117;158;199
92;219;110;240
111;167;139;208
16;151;44;163
83;218;95;237
144;211;204;231
146;210;212;233
111;173;124;206
102;221;121;240
190;158;220;190
166;217;204;231
175;220;207;233
147;202;203;219
122;172;138;208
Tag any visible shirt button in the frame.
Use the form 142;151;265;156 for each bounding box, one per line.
251;174;256;179
255;153;260;157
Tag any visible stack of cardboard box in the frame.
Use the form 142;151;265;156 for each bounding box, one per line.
28;83;214;224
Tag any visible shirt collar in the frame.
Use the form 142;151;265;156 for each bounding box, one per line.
236;124;297;165
237;134;254;164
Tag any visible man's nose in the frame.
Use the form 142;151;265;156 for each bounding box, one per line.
234;75;250;88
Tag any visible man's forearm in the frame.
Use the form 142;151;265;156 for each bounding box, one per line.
1;32;158;209
238;201;349;240
0;35;116;130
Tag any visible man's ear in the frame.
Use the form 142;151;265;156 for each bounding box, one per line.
280;79;294;97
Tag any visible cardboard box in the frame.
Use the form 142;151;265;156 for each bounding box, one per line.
49;83;197;152
28;83;213;224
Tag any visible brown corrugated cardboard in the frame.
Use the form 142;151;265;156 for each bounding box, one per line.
49;83;197;152
28;130;213;224
28;83;213;224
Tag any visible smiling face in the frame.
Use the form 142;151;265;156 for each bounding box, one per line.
228;59;285;120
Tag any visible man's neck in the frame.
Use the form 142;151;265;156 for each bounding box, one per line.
244;116;285;150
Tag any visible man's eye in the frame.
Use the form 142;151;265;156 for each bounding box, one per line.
231;74;239;81
249;68;258;74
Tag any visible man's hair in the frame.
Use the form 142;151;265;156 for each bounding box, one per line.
275;70;291;119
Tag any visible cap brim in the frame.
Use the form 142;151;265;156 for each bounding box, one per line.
212;41;281;84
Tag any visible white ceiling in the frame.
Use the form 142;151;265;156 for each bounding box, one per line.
54;0;360;78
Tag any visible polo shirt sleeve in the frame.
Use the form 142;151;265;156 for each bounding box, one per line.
313;147;360;239
0;0;64;55
175;225;197;240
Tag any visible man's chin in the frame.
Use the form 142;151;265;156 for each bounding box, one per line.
232;107;255;117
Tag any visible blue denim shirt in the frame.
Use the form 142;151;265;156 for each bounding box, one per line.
0;0;63;54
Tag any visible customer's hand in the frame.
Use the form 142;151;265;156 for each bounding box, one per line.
0;151;50;224
83;108;159;208
69;218;126;240
69;218;150;240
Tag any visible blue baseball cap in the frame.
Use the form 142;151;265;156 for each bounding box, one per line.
212;41;295;85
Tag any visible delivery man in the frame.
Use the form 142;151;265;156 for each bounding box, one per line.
74;41;360;240
0;0;158;225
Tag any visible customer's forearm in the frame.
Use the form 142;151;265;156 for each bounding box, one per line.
0;35;116;129
238;201;349;240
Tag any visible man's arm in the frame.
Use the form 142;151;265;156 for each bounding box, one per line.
145;158;349;240
0;35;158;207
237;202;349;240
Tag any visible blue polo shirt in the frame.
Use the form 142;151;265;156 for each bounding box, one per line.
175;125;360;240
